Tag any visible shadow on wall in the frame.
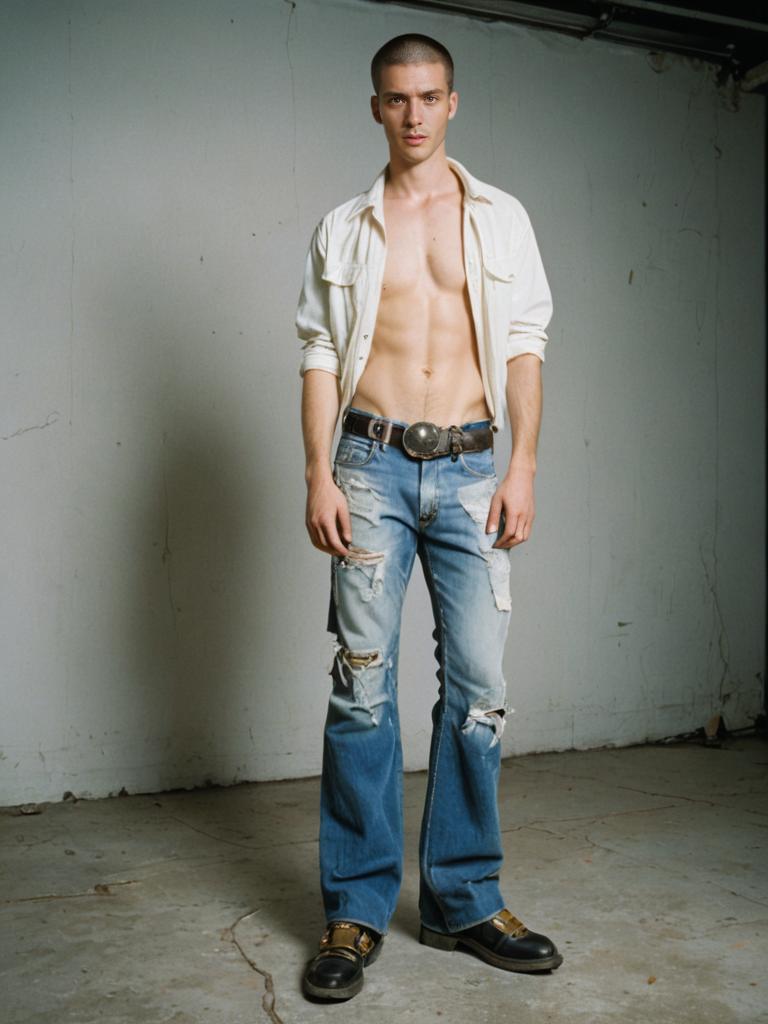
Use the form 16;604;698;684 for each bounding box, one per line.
131;415;255;782
75;249;294;797
67;244;333;951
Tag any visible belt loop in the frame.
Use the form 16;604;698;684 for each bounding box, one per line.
367;417;393;445
448;425;463;462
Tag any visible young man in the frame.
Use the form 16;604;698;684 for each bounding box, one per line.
296;34;562;1001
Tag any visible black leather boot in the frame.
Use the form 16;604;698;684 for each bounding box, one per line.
303;921;384;1001
420;908;563;972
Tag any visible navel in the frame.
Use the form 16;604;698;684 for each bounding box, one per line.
421;366;433;378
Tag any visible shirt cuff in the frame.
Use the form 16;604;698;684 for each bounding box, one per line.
299;347;341;378
505;334;547;363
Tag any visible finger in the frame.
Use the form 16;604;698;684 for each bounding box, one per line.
312;517;342;557
337;501;352;548
507;518;529;547
306;503;328;553
322;505;353;556
312;521;331;555
485;494;504;534
494;512;519;547
306;516;320;549
324;522;349;557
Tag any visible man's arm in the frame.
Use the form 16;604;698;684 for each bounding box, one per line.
302;368;352;557
486;353;542;549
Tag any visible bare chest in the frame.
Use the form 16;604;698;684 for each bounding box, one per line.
381;195;466;297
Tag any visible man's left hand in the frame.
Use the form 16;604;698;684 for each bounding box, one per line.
486;466;536;548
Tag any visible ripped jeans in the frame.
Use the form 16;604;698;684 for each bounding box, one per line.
320;406;513;936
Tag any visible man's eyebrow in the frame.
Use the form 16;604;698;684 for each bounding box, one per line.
381;88;446;98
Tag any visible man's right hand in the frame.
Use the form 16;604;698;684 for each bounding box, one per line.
305;472;352;556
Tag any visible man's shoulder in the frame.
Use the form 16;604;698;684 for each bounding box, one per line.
483;181;530;218
469;171;531;223
449;158;534;236
314;193;365;228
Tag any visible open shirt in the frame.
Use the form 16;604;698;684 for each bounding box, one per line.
296;157;553;433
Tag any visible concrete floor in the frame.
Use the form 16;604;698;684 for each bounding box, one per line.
1;737;767;1024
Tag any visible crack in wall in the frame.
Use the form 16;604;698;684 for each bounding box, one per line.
705;94;730;711
1;411;60;440
161;431;179;640
67;12;75;430
282;0;299;227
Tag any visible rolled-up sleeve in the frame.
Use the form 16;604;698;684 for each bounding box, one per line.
505;222;553;363
296;220;341;378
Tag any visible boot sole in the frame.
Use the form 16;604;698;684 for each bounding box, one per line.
419;924;563;973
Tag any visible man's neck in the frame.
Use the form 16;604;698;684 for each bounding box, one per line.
384;147;459;202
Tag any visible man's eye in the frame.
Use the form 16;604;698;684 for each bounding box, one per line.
425;95;437;102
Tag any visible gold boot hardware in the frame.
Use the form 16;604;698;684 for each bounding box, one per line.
490;909;529;937
317;921;375;961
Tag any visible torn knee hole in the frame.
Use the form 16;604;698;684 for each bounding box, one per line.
333;639;383;672
341;544;385;566
341;648;382;669
463;706;507;744
331;644;387;726
469;707;505;724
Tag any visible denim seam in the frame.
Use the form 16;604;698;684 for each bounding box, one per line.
334;446;377;468
458;452;497;479
385;654;404;925
418;540;452;928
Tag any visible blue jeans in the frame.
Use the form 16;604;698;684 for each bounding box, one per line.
320;406;512;936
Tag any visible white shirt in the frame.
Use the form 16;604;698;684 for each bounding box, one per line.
296;157;553;432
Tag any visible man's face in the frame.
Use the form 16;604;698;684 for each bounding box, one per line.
371;61;458;166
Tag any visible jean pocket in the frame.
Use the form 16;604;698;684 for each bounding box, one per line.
334;433;377;467
458;448;497;479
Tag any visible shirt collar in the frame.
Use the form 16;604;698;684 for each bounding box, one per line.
346;156;494;224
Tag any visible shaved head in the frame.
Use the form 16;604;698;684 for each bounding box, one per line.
371;33;454;94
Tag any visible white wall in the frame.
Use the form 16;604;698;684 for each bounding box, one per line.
0;0;764;805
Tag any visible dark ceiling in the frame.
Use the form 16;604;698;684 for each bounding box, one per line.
369;0;768;93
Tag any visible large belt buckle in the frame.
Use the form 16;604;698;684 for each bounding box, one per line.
402;420;441;459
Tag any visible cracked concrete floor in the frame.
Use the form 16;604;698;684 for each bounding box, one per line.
1;737;767;1024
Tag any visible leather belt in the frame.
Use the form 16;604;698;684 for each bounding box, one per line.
341;409;493;461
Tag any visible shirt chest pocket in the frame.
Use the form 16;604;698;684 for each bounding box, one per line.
482;253;517;285
481;253;518;325
321;262;366;332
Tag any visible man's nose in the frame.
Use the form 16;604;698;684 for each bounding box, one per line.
405;103;422;125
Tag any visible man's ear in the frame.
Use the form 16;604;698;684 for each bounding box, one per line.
448;90;459;120
371;94;382;124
